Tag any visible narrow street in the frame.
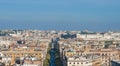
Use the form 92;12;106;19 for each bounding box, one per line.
50;43;56;66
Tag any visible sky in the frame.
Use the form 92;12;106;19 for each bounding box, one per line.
0;0;120;31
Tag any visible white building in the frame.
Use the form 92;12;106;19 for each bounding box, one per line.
67;55;101;66
77;33;103;40
67;57;92;66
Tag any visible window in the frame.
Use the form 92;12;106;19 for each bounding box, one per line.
22;53;23;55
17;53;19;55
10;53;12;55
105;60;107;62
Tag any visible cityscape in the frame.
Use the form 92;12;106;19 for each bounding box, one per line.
0;0;120;66
0;30;120;66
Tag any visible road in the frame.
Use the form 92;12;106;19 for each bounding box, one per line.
50;48;56;66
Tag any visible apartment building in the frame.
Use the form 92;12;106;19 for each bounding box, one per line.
67;54;102;66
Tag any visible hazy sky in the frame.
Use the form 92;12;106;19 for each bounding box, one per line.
0;0;120;31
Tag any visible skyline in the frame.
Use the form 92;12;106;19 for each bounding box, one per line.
0;0;120;31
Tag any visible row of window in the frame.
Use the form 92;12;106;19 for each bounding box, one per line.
101;53;116;56
69;62;90;64
3;53;41;56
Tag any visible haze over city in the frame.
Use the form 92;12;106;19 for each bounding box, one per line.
1;1;120;66
0;0;120;31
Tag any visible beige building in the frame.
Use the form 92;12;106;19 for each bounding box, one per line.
1;47;43;65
